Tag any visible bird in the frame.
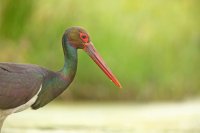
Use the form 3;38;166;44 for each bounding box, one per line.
0;26;122;131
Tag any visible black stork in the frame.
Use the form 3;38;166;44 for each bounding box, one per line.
0;26;122;131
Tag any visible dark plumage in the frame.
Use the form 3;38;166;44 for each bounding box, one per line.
0;63;43;109
0;26;121;131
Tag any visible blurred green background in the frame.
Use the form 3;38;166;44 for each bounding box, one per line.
0;0;200;102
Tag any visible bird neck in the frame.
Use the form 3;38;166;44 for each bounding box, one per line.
31;36;78;110
60;36;78;82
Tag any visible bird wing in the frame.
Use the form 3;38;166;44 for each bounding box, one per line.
0;63;45;109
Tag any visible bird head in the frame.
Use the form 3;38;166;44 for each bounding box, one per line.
64;26;122;88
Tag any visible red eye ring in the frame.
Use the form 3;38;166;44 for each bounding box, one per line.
80;32;89;43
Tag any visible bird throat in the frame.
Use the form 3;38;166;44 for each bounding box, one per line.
61;36;78;80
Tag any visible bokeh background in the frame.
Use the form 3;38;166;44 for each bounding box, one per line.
0;0;200;132
0;0;199;102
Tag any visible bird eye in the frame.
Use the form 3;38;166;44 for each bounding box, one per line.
80;32;89;43
82;35;86;39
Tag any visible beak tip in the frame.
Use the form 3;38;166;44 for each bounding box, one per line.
114;81;122;89
118;84;123;89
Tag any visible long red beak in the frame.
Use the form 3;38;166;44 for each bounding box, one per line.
83;42;122;88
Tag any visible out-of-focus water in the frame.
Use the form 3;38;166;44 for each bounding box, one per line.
3;100;200;133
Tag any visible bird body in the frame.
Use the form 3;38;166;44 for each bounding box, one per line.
0;84;41;129
0;27;121;131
